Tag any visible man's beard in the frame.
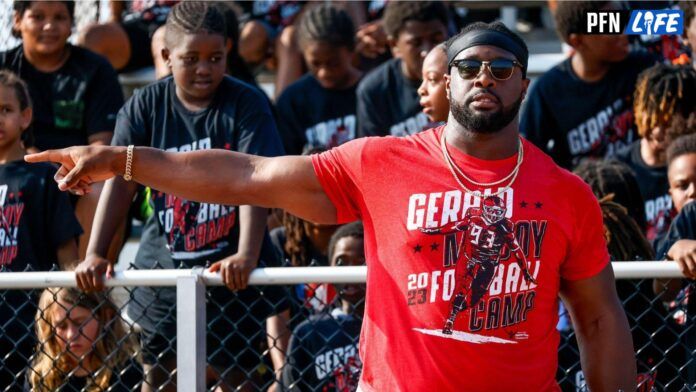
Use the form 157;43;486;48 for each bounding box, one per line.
450;90;524;134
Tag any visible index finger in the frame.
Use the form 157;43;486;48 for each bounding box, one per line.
25;149;67;165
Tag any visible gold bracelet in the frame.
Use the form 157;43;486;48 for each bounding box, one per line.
124;145;134;181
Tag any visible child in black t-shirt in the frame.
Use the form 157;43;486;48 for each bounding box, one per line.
4;1;123;152
276;5;363;155
3;0;126;260
73;3;287;390
0;70;82;391
616;64;696;242
520;1;656;169
282;221;365;392
26;287;141;391
356;1;448;137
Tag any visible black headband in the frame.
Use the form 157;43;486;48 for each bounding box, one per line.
447;30;528;73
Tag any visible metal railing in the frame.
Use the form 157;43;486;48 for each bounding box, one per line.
0;262;692;391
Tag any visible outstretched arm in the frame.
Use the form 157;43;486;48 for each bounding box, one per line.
25;145;338;224
560;264;636;391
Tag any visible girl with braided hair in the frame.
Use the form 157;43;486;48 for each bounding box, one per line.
616;64;696;242
73;2;289;390
275;5;362;155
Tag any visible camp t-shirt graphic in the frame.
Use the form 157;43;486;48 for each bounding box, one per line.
0;184;23;265
151;137;238;261
407;191;542;342
311;127;610;391
0;162;81;271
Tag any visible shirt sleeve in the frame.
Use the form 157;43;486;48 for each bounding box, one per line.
235;87;285;157
45;167;83;247
560;181;610;281
311;138;369;224
83;57;124;137
111;91;150;147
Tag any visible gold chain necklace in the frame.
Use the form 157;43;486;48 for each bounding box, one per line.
439;130;524;198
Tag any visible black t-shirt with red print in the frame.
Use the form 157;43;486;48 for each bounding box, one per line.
520;51;656;169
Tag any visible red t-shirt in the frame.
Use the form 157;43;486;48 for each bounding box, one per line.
311;126;609;391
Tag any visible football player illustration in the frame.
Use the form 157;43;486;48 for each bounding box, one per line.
420;195;537;334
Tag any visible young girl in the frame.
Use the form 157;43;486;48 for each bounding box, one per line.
3;0;126;259
417;44;448;125
27;287;140;391
73;3;287;391
0;70;82;390
275;5;363;155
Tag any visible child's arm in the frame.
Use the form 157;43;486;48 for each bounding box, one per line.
208;205;268;290
654;239;696;301
666;239;696;279
75;176;138;291
56;238;79;270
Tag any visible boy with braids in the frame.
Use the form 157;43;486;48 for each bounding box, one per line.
356;1;448;137
276;5;363;155
617;64;696;242
70;3;287;390
520;1;656;169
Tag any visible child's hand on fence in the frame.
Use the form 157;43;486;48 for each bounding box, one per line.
209;253;258;291
75;254;114;292
667;239;696;279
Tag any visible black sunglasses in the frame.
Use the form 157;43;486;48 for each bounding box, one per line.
451;59;524;81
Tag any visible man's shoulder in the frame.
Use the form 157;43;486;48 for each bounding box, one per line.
524;140;590;192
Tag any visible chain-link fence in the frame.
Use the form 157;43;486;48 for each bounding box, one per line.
0;263;693;392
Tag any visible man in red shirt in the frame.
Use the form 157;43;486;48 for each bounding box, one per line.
28;21;636;391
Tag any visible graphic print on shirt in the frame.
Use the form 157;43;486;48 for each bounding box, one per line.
645;194;673;241
0;184;23;265
389;112;429;136
156;138;238;261
406;189;547;344
306;115;356;149
316;343;361;392
566;97;634;158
